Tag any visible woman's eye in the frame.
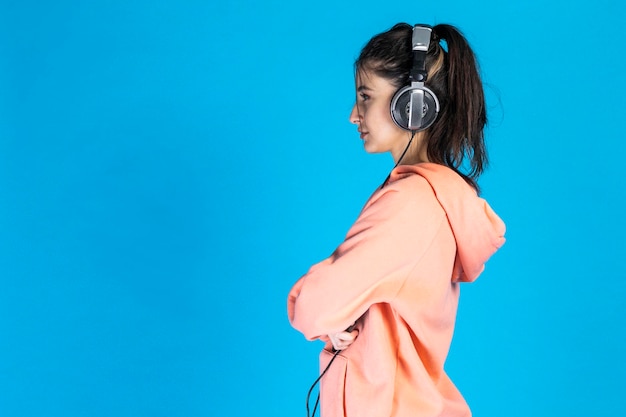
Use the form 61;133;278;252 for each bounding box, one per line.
359;93;370;102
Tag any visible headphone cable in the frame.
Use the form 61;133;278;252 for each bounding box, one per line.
306;349;342;417
381;130;417;188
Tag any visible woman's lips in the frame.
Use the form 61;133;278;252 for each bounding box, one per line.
359;131;368;139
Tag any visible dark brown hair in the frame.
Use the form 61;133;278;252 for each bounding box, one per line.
355;23;487;190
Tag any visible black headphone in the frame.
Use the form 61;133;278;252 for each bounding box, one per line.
390;24;440;132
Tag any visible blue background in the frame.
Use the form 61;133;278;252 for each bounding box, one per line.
1;1;624;416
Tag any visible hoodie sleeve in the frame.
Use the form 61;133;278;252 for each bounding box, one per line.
287;176;447;340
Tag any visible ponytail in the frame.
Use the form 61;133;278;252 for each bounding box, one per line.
427;24;487;190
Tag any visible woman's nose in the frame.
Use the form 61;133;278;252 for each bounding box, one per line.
349;104;361;125
350;103;361;125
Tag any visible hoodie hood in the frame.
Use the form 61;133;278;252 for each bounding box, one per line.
390;163;506;283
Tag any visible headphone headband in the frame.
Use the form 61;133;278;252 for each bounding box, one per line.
410;25;432;83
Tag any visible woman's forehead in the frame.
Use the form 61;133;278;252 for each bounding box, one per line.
355;69;394;92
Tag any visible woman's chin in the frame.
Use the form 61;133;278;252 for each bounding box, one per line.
363;143;384;155
362;141;377;154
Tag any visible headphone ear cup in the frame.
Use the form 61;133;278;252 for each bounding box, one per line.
390;86;440;131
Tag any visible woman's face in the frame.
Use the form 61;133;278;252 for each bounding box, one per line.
349;70;411;162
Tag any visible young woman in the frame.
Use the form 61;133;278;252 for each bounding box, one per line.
288;23;506;417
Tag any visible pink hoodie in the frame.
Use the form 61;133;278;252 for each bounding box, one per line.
288;163;505;417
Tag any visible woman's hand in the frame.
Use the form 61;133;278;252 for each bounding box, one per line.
328;328;359;351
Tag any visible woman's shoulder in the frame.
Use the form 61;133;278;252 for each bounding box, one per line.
363;165;445;214
362;162;479;220
389;162;478;200
383;163;468;197
391;163;469;187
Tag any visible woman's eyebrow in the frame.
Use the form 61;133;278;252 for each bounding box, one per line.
357;85;373;92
